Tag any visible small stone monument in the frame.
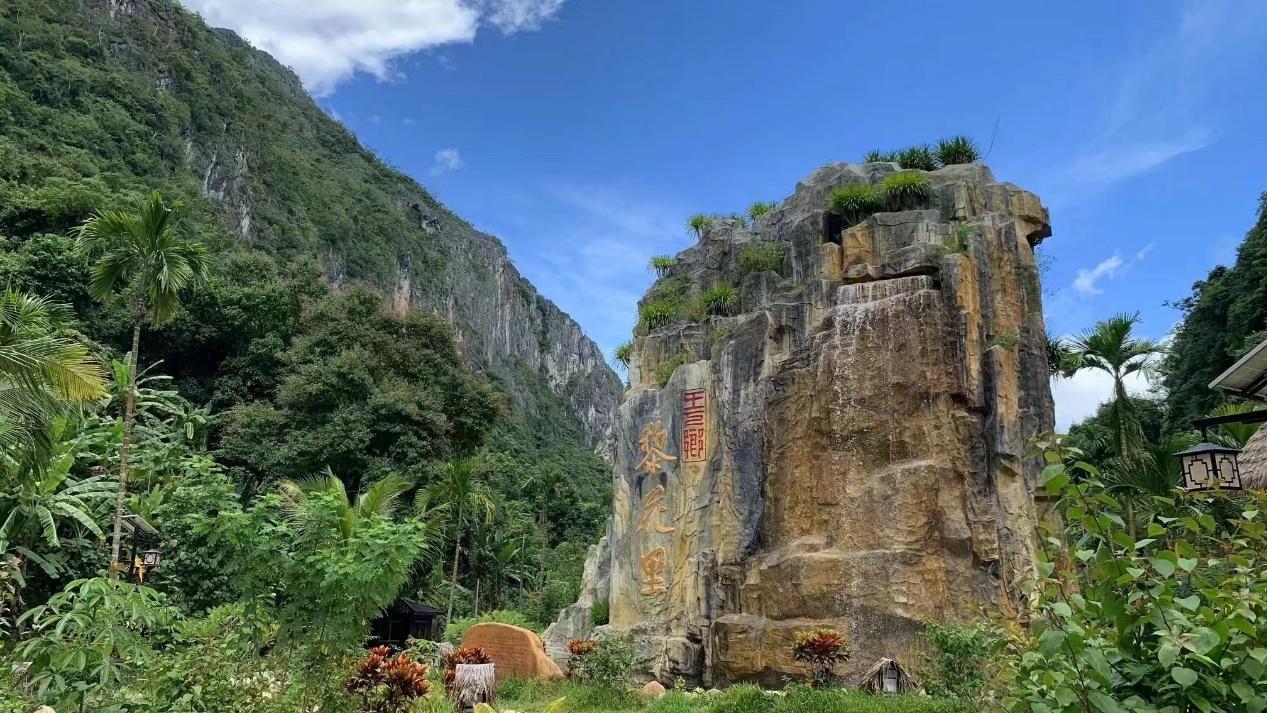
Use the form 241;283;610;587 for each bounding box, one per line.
461;622;565;682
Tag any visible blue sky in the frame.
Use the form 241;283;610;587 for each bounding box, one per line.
189;0;1267;428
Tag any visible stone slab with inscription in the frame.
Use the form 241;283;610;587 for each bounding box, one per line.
461;622;564;681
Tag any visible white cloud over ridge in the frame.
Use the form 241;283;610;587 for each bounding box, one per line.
180;0;566;95
430;148;463;175
1072;254;1124;296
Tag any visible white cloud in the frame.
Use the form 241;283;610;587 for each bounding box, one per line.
179;0;566;95
1052;369;1153;431
430;148;463;176
1069;131;1212;184
1072;254;1124;296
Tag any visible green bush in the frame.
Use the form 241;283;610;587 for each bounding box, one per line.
688;213;713;238
709;323;733;345
590;600;610;626
442;609;536;645
739;241;787;274
650;255;675;277
826;183;884;225
654;353;687;387
640;299;680;331
707;684;776;713
935;135;980;165
613;342;632;368
864;150;897;163
569;636;638;688
942;224;974;254
918;620;998;701
700;282;739;316
894;145;937;171
880;172;931;211
746;201;777;224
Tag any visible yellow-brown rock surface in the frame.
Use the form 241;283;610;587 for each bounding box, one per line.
544;161;1053;687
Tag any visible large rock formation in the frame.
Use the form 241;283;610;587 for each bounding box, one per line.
545;161;1054;686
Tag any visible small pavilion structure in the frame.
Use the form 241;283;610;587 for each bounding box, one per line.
1208;337;1267;489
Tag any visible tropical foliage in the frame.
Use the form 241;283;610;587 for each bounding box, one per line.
880;172;932;211
826;184;884;226
739;241;787;274
935;136;981;165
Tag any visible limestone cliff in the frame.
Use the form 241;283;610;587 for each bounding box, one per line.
545;161;1054;686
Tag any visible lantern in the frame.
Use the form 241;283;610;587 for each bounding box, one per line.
140;548;163;568
1175;442;1242;492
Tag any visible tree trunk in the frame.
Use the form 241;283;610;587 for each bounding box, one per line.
474;578;481;616
108;303;143;576
447;535;461;622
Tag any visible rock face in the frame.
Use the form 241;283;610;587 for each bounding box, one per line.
545;162;1054;686
461;623;564;682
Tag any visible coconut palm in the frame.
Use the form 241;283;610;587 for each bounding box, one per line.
1069;313;1162;458
279;468;413;542
424;456;496;621
0;289;106;456
73;190;209;573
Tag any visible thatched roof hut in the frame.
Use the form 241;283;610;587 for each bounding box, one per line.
856;658;918;694
1237;427;1267;490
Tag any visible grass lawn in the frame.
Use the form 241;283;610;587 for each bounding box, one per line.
469;678;977;713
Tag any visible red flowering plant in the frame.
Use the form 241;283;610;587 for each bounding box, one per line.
347;645;431;713
792;627;850;687
566;639;598;675
441;645;492;698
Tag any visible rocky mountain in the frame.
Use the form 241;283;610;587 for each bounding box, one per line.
0;0;621;449
545;161;1055;686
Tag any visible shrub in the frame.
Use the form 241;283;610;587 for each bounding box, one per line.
792;627;849;687
880;172;931;211
826;183;884;226
590;600;610;626
654;353;687;387
935;135;980;165
569;636;638;688
942;224;974;254
894;145;937;171
987;328;1019;351
709;323;733;345
918;621;998;701
739;241;786;274
700;282;739;316
687;213;713;238
640;299;680;331
864;150;897;163
346;645;430;713
649;255;675;277
443;610;536;645
746;201;777;224
707;683;776;713
613;342;632;368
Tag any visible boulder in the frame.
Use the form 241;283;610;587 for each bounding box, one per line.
461;623;564;682
548;161;1054;687
639;681;667;698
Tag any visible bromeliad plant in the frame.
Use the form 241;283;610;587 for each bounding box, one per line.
792;627;850;687
999;436;1267;712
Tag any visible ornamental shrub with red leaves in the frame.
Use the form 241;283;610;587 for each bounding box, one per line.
792;627;850;687
347;647;431;713
567;639;598;656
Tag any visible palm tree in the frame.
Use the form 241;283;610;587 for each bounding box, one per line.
74;190;209;574
0;289;106;456
1069;313;1162;458
278;467;413;541
425;457;495;622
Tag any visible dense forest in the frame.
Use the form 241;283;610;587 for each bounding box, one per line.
0;0;612;643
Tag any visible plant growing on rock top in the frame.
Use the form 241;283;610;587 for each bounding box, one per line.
700;282;739;316
894;144;938;171
880;171;931;211
654;353;687;387
613;342;632;368
864;149;897;163
746;201;777;225
942;223;974;254
936;135;981;165
827;183;884;226
739;241;787;274
687;213;713;239
640;299;679;331
649;255;675;277
792;627;850;687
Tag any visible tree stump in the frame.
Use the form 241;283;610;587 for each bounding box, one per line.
452;662;496;712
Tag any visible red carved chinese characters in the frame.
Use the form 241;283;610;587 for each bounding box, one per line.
681;388;707;463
